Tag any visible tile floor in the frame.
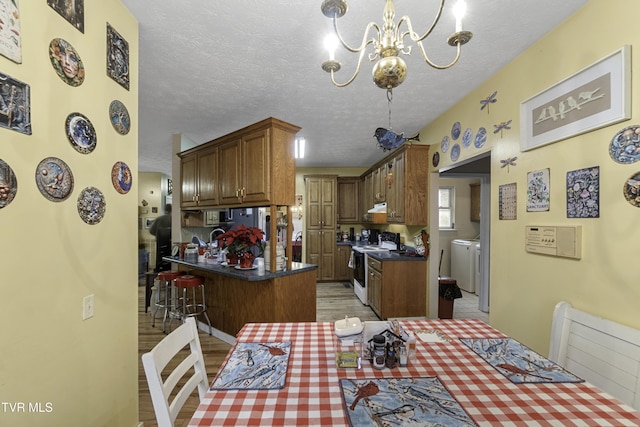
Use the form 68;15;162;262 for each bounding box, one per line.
453;290;489;323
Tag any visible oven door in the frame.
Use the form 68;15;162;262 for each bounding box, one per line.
353;250;365;285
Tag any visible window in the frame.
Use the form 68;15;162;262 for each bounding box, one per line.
439;187;455;229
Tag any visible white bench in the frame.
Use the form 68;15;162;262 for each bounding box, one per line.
549;301;640;411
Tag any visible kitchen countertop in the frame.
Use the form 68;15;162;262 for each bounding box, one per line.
336;241;427;261
163;256;317;282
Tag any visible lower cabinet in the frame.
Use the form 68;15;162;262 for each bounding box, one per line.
306;230;335;281
367;257;427;319
334;244;352;282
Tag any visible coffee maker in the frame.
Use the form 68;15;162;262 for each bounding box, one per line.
369;229;380;246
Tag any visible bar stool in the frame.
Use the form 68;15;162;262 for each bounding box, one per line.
169;274;212;335
151;270;184;333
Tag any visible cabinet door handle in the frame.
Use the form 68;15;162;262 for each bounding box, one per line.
241;187;246;197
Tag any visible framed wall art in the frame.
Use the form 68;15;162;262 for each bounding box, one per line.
566;166;599;218
526;168;550;212
106;23;129;90
47;0;84;33
0;72;31;134
520;45;631;151
0;0;22;63
498;182;517;220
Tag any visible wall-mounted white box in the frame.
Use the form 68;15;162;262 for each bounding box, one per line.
525;225;582;259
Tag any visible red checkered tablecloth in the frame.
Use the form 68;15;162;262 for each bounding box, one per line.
188;319;640;426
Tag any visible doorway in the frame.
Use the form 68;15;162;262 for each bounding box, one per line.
429;153;491;318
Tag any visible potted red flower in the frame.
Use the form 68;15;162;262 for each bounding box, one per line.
216;225;265;268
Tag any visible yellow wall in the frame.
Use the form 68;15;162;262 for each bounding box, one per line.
423;0;640;354
0;2;139;426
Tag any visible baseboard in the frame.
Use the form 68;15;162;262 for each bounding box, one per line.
197;320;236;345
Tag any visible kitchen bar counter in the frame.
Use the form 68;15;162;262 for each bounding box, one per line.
163;257;317;340
163;256;317;281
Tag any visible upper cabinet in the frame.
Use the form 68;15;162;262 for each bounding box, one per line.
337;177;359;224
180;145;219;209
360;144;430;226
470;182;480;222
179;118;300;210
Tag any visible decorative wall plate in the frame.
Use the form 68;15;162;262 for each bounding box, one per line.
440;136;449;153
106;23;130;90
609;125;640;164
35;157;74;202
451;121;461;140
77;186;106;224
432;152;440;168
450;144;461;162
111;161;132;194
49;38;84;87
109;100;131;135
623;171;640;207
66;112;97;154
0;158;18;208
475;127;487;148
462;128;473;147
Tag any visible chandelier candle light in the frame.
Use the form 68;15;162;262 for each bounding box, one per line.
321;0;472;90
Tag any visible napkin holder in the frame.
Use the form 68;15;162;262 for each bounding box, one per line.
334;316;363;369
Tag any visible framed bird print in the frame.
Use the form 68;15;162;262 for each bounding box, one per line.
520;46;631;151
526;169;550;212
0;0;21;63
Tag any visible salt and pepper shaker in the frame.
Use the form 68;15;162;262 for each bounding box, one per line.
385;342;397;369
398;343;408;367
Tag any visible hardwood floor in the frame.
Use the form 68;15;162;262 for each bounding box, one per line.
137;280;378;426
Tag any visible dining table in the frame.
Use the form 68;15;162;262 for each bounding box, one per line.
188;319;640;426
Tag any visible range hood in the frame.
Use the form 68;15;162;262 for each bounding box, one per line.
367;202;387;213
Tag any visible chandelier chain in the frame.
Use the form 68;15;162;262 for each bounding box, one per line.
387;88;393;130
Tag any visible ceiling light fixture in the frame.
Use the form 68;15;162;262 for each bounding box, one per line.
294;137;306;159
320;0;472;91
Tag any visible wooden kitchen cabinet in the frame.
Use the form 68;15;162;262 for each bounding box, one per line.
386;150;405;223
179;117;300;210
305;175;337;281
470;182;480;222
334;244;352;282
360;144;430;225
367;257;383;317
179;145;219;209
367;256;427;319
337;177;359;223
372;164;387;203
361;172;373;222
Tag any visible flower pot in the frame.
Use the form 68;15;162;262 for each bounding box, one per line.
239;252;255;269
226;253;239;265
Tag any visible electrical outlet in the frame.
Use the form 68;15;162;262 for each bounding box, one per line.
83;294;94;320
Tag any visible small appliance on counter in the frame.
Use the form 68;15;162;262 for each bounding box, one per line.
184;243;199;263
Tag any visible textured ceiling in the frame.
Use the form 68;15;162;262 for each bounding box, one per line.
121;0;589;176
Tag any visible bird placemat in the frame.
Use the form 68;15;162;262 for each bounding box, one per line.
460;338;583;384
340;377;477;427
211;342;291;390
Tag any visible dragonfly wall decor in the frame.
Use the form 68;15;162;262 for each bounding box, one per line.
480;90;498;113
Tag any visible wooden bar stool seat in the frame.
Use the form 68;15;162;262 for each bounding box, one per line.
151;270;184;333
169;275;212;335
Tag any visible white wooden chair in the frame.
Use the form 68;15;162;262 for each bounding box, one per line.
142;317;209;427
549;301;640;411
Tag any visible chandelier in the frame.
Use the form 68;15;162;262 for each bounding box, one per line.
320;0;472;90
